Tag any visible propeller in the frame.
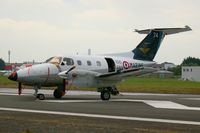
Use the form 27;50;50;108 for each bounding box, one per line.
58;66;76;79
61;66;76;96
61;79;67;96
65;65;76;74
18;82;22;95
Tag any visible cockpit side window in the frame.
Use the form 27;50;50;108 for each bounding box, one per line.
46;57;62;65
45;57;54;63
63;58;74;66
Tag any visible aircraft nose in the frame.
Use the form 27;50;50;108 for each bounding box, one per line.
8;72;18;81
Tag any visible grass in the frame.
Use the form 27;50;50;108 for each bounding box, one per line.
1;76;200;94
117;77;200;94
0;76;17;88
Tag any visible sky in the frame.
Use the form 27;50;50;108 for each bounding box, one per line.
0;0;199;64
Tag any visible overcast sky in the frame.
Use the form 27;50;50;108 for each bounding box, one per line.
0;0;199;64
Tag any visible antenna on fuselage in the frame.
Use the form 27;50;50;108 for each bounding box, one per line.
88;49;91;55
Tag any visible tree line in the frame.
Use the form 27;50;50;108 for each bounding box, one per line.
168;57;200;75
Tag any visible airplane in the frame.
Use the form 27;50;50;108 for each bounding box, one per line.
8;25;192;100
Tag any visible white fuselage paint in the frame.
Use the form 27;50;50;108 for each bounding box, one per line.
16;55;155;88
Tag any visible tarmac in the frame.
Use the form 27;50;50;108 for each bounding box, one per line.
0;88;200;133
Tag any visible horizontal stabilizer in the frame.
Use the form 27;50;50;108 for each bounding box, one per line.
135;25;192;35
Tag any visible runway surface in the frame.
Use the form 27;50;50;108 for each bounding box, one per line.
0;88;200;133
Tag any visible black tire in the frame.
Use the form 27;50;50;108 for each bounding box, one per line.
53;89;63;99
101;91;110;100
37;93;45;100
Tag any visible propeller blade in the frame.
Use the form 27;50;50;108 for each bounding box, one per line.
18;82;22;95
65;66;76;74
62;79;66;96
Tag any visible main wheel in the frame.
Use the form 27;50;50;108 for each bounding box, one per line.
53;89;63;99
37;93;45;100
100;91;110;100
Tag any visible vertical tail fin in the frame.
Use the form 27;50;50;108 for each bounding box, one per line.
133;25;192;61
133;31;164;61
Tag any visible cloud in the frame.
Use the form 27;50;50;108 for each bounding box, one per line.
76;9;120;21
0;0;199;64
0;18;134;62
0;18;56;31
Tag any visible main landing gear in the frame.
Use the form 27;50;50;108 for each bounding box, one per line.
53;88;65;99
53;83;66;99
98;86;119;101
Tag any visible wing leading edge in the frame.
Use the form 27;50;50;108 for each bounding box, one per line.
97;67;157;80
135;25;192;35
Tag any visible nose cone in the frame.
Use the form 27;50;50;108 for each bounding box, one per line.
8;72;18;81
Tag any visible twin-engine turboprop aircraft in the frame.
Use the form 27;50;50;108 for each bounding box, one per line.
8;25;192;100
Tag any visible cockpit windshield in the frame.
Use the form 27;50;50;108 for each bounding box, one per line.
45;56;62;65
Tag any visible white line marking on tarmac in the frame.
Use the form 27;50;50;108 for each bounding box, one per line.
0;107;200;126
0;93;30;96
182;98;200;101
113;99;200;111
42;99;200;111
41;100;103;103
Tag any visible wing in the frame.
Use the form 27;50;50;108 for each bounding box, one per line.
97;67;157;80
58;67;157;83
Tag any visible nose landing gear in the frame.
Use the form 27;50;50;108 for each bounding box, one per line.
34;85;45;100
37;93;45;100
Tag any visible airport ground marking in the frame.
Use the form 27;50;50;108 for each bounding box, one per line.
41;99;200;111
112;99;200;111
0;107;200;126
182;98;200;101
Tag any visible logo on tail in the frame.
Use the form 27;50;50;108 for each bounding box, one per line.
133;31;164;61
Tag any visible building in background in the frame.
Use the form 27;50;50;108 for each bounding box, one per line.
151;70;174;78
162;62;176;70
182;66;200;82
152;62;176;70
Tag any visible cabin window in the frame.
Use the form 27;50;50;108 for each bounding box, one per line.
87;61;92;66
63;58;74;65
96;61;101;66
77;60;82;65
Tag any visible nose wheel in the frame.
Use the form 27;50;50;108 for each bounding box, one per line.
34;85;45;100
37;93;45;100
